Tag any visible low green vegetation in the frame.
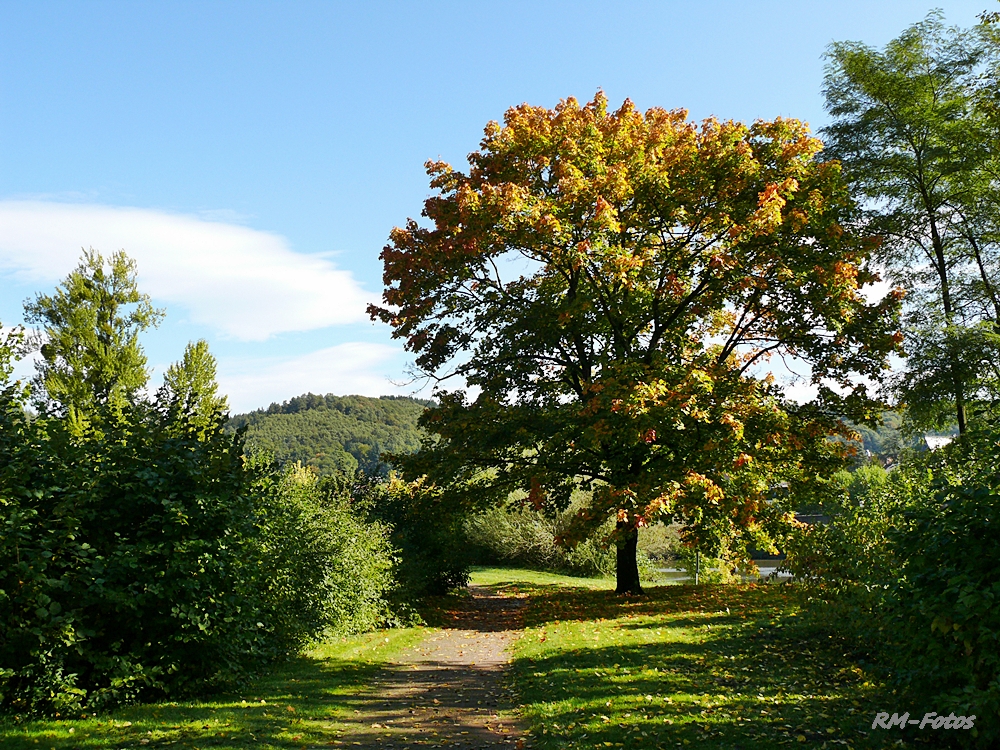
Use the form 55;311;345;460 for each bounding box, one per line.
468;566;613;590
465;504;681;580
506;579;892;749
0;627;426;749
785;429;1000;748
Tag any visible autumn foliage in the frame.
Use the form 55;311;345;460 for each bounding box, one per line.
371;93;901;592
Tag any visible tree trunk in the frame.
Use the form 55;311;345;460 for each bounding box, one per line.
929;213;968;434
615;521;642;595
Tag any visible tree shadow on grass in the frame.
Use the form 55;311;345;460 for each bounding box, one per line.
510;583;920;749
0;633;415;750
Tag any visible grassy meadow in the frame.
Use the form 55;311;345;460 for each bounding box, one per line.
0;628;427;749
2;569;902;749
503;575;895;750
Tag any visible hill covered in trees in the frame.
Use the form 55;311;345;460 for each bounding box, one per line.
227;394;433;475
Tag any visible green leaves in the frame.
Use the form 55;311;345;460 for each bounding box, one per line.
1;258;399;716
374;92;900;591
23;249;164;426
824;13;1000;433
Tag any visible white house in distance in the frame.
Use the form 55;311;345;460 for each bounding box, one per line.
924;435;954;451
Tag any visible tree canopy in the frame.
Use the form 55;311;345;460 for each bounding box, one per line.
23;248;164;430
371;93;901;593
822;12;1000;433
227;394;432;476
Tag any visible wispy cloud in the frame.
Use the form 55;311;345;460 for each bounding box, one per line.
0;201;371;341
217;342;419;413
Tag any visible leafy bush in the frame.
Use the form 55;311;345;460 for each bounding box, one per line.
0;257;400;717
464;504;663;580
673;546;735;584
880;437;1000;747
363;475;470;599
238;458;397;644
0;394;397;716
785;438;1000;747
784;462;911;588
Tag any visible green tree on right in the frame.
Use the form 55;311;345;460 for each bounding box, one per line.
823;11;1000;433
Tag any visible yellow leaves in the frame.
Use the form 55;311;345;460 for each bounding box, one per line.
708;309;737;337
683;471;724;505
708;251;737;271
593;196;621;233
610;251;646;283
832;259;858;289
719;412;744;440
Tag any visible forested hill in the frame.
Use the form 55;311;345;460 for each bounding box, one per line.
226;394;433;475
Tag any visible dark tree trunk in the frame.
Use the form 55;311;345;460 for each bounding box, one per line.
615;522;642;595
929;212;968;434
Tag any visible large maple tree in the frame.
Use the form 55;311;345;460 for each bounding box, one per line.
370;93;901;593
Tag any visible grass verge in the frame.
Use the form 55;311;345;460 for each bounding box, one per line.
469;566;613;590
505;581;900;750
0;627;427;749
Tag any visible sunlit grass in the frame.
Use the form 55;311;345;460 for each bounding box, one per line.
509;582;899;749
469;565;613;590
0;627;428;749
2;571;907;749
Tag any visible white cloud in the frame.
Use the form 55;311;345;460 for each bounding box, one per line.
0;201;371;341
216;342;421;413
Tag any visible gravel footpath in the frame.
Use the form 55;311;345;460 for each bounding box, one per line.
331;585;529;749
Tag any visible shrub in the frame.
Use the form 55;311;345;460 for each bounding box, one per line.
464;504;663;580
673;546;735;584
783;462;912;588
364;475;470;599
784;434;1000;747
0;394;397;716
880;436;1000;747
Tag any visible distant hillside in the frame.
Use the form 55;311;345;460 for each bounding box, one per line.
227;394;433;475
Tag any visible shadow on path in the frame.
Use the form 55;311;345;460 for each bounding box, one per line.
334;585;528;749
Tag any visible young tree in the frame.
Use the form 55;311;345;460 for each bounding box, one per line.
371;93;901;593
822;12;1000;433
23;248;164;429
160;339;229;439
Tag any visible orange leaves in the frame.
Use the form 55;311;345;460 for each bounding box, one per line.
748;178;799;236
528;477;546;511
832;259;858;289
369;91;901;565
719;412;744;440
682;471;724;505
593;196;620;233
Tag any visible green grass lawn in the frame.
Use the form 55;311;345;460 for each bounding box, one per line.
0;627;427;749
469;565;614;590
503;579;897;750
3;570;902;750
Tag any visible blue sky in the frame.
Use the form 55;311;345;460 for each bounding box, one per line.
0;1;990;412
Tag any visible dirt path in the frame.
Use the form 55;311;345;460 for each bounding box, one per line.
333;585;528;748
